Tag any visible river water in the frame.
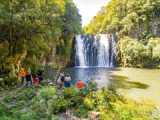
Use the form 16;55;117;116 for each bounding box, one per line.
72;34;160;107
65;67;160;107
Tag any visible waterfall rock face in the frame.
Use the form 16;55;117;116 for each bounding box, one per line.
75;34;116;68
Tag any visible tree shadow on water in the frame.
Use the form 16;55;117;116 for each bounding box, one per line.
109;75;149;90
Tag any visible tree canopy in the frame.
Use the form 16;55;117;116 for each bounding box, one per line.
0;0;82;83
84;0;160;39
84;0;160;67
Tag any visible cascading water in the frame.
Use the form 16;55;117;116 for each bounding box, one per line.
75;34;116;68
97;34;110;67
75;35;86;67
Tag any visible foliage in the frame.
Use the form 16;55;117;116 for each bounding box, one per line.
63;83;98;108
62;85;159;119
118;36;160;67
63;87;84;108
111;100;154;120
83;88;158;120
84;0;160;68
0;85;159;120
0;0;82;86
84;88;118;110
38;86;56;100
0;86;68;119
85;0;160;38
148;38;160;63
63;86;79;97
88;80;98;91
73;105;88;118
32;86;69;115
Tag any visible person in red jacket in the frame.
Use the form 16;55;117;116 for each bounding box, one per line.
32;74;40;87
76;80;86;90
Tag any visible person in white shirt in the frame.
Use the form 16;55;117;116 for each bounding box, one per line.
57;73;65;88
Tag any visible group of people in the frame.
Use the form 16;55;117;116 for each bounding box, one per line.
19;68;88;89
57;72;86;90
19;68;43;87
57;73;71;88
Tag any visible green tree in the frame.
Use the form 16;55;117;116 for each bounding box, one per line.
0;0;82;85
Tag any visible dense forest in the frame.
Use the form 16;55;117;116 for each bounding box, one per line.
0;0;160;120
84;0;160;68
0;0;81;85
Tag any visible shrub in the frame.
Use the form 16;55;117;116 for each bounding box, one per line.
63;87;83;107
32;86;69;115
1;85;160;120
73;105;89;118
38;86;56;100
148;38;160;66
83;88;158;120
84;95;95;110
63;87;79;97
84;88;119;110
47;96;69;114
118;37;153;67
110;99;155;120
88;80;98;91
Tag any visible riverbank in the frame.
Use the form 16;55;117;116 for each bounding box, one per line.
0;67;160;120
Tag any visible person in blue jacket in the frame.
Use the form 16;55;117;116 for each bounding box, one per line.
64;74;71;88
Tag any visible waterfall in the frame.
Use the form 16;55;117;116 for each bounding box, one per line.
97;34;110;67
75;34;116;68
75;35;86;67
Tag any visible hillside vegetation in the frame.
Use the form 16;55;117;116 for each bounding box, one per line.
84;0;160;67
0;0;81;85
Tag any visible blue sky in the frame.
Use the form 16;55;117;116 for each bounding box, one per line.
73;0;110;26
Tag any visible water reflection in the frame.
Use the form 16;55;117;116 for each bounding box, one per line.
110;75;149;89
64;67;160;106
65;67;150;89
65;67;113;88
